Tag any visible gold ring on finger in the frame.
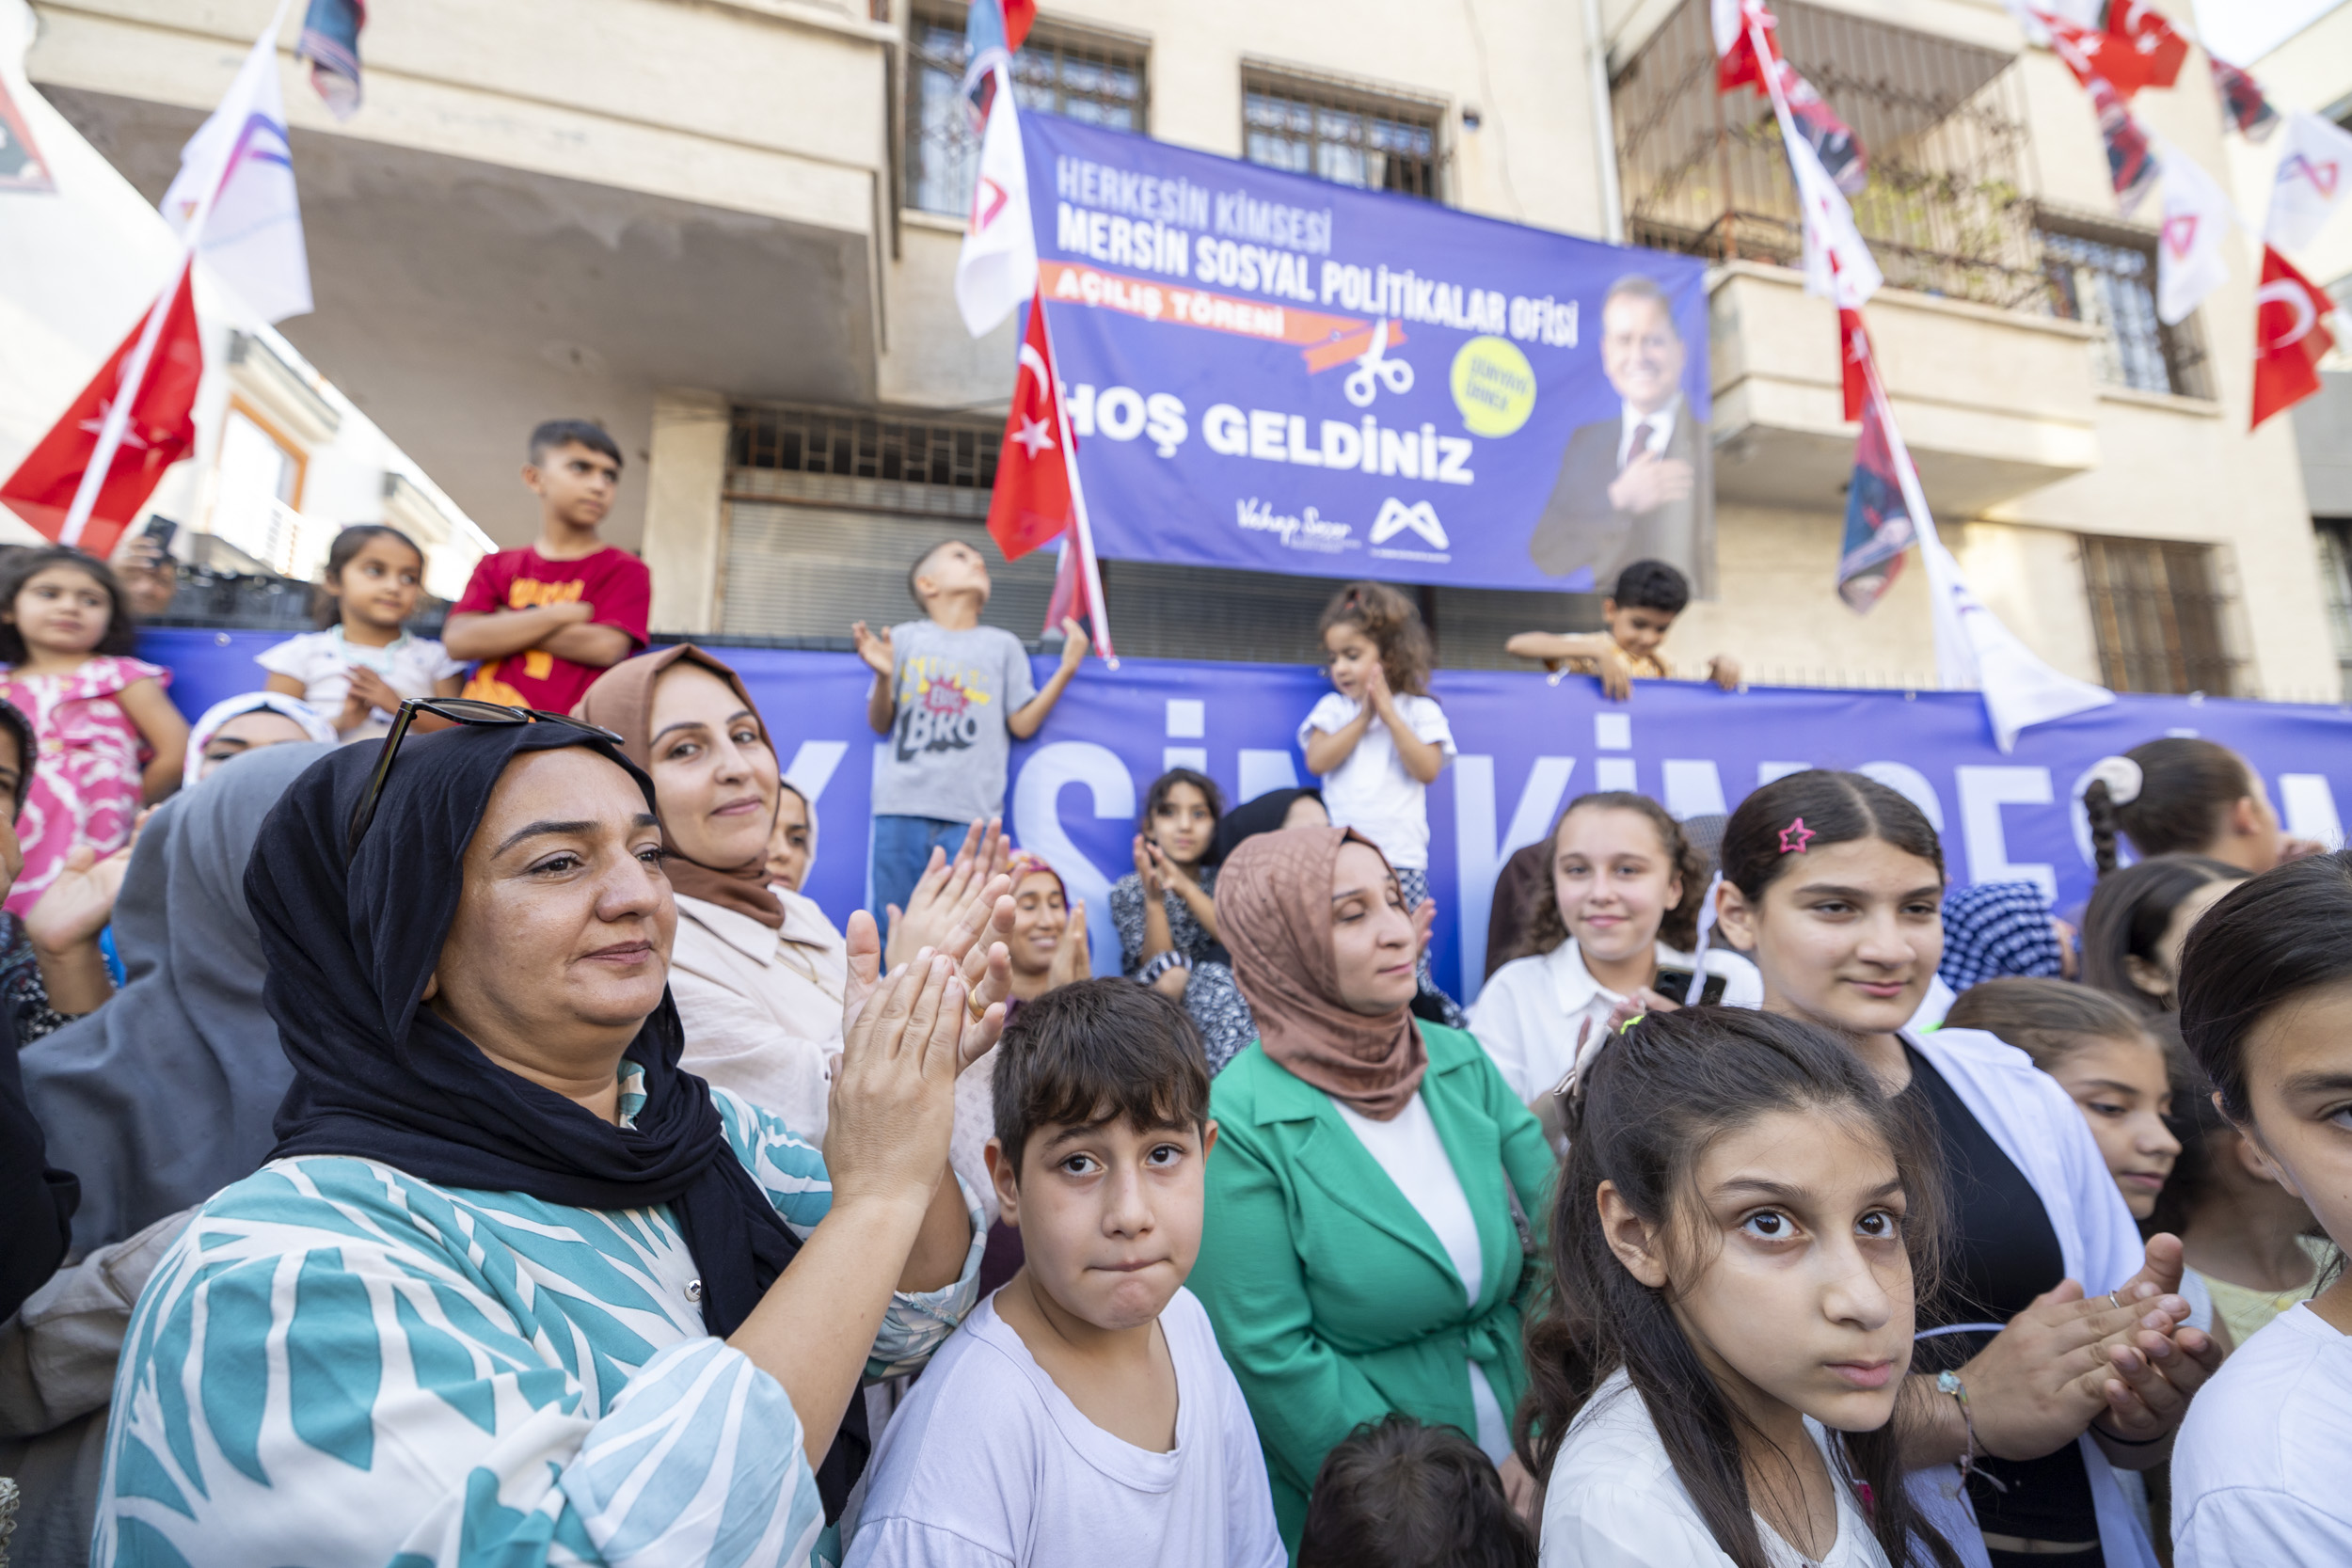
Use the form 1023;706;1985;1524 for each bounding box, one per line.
967;992;989;1022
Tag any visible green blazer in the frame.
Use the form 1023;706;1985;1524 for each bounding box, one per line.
1191;1023;1554;1553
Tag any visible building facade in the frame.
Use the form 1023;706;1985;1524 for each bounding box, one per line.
20;0;2339;697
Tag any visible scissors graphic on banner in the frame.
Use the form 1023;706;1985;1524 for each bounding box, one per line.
1344;319;1415;407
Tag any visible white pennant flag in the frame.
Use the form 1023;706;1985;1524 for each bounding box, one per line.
159;17;312;323
1873;408;2113;750
2153;140;2233;325
1788;130;1881;309
954;64;1038;338
2266;109;2352;253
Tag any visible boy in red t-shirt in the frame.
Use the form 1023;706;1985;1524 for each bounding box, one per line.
444;420;651;712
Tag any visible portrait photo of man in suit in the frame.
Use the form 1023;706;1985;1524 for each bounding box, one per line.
1526;274;1712;591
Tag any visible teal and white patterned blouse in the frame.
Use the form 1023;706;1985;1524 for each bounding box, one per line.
95;1074;983;1567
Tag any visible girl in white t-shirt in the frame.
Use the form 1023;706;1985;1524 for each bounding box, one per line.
1523;1006;1964;1568
2171;854;2352;1567
1299;583;1455;1005
259;525;463;739
1470;792;1760;1110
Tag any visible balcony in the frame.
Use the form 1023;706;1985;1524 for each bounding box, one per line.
1614;0;2104;514
1709;262;2101;514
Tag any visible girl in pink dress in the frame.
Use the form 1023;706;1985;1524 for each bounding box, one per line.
0;548;188;916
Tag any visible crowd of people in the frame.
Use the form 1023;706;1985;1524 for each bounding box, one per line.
0;417;2344;1568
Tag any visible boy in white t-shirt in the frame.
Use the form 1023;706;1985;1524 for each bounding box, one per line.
846;980;1283;1568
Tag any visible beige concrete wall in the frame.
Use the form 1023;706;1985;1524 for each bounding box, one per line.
1661;503;1941;688
644;388;732;634
29;0;891;231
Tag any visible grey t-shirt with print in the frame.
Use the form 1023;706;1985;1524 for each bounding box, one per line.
871;620;1039;821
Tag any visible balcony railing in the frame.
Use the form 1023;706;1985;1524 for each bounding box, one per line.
1614;0;2048;310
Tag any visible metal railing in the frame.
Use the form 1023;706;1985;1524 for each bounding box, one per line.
1614;0;2047;309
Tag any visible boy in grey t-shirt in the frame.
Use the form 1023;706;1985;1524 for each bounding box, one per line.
853;538;1089;915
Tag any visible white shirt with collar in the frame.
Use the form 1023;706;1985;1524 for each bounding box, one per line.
668;889;847;1143
1467;937;1762;1104
1615;393;1682;471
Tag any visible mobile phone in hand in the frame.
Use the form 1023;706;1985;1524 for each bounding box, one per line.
140;515;180;554
1653;966;1728;1006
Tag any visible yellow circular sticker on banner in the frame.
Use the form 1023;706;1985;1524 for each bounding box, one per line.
1450;336;1537;436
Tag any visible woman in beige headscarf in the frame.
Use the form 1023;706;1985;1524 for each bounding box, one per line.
1188;825;1552;1551
575;646;844;1135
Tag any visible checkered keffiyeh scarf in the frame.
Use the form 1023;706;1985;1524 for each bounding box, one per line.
1938;879;2064;991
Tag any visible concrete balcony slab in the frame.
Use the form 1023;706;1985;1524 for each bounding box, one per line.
1707;261;2103;518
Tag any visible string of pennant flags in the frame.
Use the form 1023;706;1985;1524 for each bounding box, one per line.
1713;0;2349;748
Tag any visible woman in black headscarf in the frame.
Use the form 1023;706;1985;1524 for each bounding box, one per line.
95;716;1007;1567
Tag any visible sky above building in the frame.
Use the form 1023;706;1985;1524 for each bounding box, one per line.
2194;0;2343;64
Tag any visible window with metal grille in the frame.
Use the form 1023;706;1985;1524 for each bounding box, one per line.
904;8;1147;217
2040;221;2213;398
1241;68;1444;200
2315;521;2352;703
2079;535;2235;695
1613;0;2041;308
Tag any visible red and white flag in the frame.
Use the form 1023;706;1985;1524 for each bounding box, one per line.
0;259;203;556
1839;307;1870;420
2266;109;2352;254
1710;0;1777;94
2251;245;2337;430
2045;13;2158;98
2209;54;2280;142
988;303;1073;562
2153;139;2233;325
2105;1;2187;92
954;61;1037;338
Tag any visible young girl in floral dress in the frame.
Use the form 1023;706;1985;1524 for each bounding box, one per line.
0;547;186;916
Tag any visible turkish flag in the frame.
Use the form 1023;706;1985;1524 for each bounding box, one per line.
1839;308;1871;421
986;302;1074;562
2251;245;2336;431
1711;0;1778;94
2047;15;2156;98
2105;1;2186;91
0;259;203;557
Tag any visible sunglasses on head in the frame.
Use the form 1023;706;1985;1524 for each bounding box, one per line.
345;697;623;863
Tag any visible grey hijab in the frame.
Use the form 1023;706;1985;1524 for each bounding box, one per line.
22;742;334;1252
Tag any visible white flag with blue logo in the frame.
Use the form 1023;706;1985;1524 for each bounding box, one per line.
160;22;312;323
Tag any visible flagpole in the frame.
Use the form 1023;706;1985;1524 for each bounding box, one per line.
56;0;294;549
1033;287;1118;668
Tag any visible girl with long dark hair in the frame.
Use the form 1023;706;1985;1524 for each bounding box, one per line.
2171;853;2352;1564
2079;739;2317;877
1708;771;2221;1568
2078;856;2248;1015
1520;1007;1958;1568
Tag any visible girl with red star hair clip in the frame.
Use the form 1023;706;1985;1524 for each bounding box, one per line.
1710;771;2222;1568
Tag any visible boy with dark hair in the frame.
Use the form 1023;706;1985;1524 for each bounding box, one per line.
1502;558;1739;701
1298;1416;1536;1568
443;419;649;713
846;979;1282;1568
852;537;1088;916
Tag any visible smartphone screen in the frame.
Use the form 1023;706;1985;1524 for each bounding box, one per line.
1654;966;1728;1006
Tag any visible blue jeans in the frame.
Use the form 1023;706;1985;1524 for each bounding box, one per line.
869;815;977;920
